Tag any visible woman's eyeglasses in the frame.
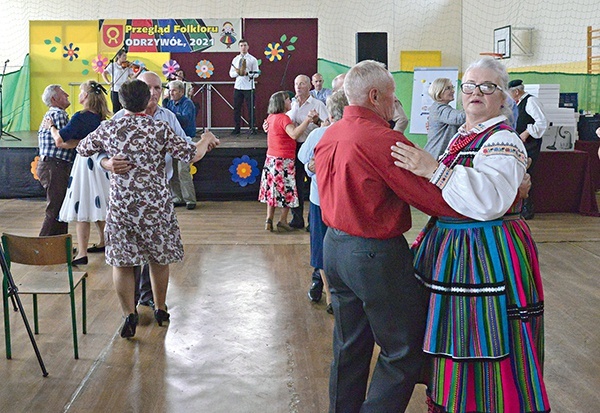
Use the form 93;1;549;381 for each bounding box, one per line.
460;82;502;95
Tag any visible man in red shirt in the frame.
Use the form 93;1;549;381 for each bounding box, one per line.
314;60;461;412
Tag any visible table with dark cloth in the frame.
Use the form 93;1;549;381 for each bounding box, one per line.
531;148;599;216
574;140;600;191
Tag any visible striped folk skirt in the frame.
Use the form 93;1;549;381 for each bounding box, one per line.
413;216;550;413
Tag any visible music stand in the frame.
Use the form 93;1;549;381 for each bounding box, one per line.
0;59;21;141
0;242;48;376
247;70;261;136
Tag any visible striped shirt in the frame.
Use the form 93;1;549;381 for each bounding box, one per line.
38;107;75;162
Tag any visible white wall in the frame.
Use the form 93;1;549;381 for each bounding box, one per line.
0;0;599;73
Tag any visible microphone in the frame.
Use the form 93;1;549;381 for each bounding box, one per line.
4;59;8;64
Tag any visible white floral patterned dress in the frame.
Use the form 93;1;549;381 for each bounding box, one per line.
77;114;196;267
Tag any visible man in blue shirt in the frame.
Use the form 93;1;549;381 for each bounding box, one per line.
309;73;332;105
164;80;198;210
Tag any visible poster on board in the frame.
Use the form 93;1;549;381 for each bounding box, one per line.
409;67;459;135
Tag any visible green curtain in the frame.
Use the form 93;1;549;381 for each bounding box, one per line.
1;54;30;132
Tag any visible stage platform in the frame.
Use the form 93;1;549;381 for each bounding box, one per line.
0;129;268;200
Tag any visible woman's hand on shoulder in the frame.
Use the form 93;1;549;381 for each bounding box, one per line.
41;116;53;130
391;142;438;179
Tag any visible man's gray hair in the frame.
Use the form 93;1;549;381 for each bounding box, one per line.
138;71;161;83
42;84;62;107
332;73;346;91
295;74;310;84
326;90;349;122
343;60;393;106
168;80;185;91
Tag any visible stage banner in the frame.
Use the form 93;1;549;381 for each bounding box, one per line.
99;19;242;54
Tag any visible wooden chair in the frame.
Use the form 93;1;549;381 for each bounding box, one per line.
1;233;87;359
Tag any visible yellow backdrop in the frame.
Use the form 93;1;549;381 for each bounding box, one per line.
30;20;169;129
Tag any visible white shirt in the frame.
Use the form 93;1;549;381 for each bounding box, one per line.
104;63;133;92
298;126;329;205
286;96;328;143
518;93;548;139
229;53;259;90
431;116;527;221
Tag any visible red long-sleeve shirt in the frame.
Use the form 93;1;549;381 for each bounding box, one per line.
314;105;461;239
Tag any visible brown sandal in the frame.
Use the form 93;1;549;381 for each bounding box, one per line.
265;219;273;232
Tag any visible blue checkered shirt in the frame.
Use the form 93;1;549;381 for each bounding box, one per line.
38;107;75;162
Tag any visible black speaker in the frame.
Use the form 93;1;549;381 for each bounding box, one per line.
356;32;388;67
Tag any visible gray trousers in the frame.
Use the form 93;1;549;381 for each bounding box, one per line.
170;159;196;203
324;228;428;413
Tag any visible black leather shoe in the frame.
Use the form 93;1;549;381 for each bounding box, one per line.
308;280;323;302
72;256;88;266
231;129;241;135
87;244;105;253
154;309;170;326
288;219;305;229
186;202;197;210
120;312;139;338
326;303;334;315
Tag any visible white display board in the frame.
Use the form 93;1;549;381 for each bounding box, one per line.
409;67;459;135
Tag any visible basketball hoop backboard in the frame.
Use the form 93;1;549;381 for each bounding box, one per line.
494;26;511;58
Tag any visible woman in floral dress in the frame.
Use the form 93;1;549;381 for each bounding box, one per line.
77;79;219;338
258;91;317;232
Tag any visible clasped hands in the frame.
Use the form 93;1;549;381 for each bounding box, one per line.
306;109;320;125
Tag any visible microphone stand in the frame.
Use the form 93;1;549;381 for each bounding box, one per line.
107;48;124;111
280;54;292;88
248;71;260;137
0;59;21;141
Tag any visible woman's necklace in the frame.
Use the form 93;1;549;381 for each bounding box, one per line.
447;131;480;155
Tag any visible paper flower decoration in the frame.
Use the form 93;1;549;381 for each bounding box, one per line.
92;55;109;74
229;155;260;187
63;43;79;61
31;157;40;180
196;60;214;79
264;42;284;62
162;59;180;78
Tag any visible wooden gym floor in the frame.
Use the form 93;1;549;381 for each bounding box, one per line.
0;198;598;413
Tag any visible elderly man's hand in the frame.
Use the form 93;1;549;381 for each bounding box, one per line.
100;155;133;174
518;173;531;199
308;157;316;173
